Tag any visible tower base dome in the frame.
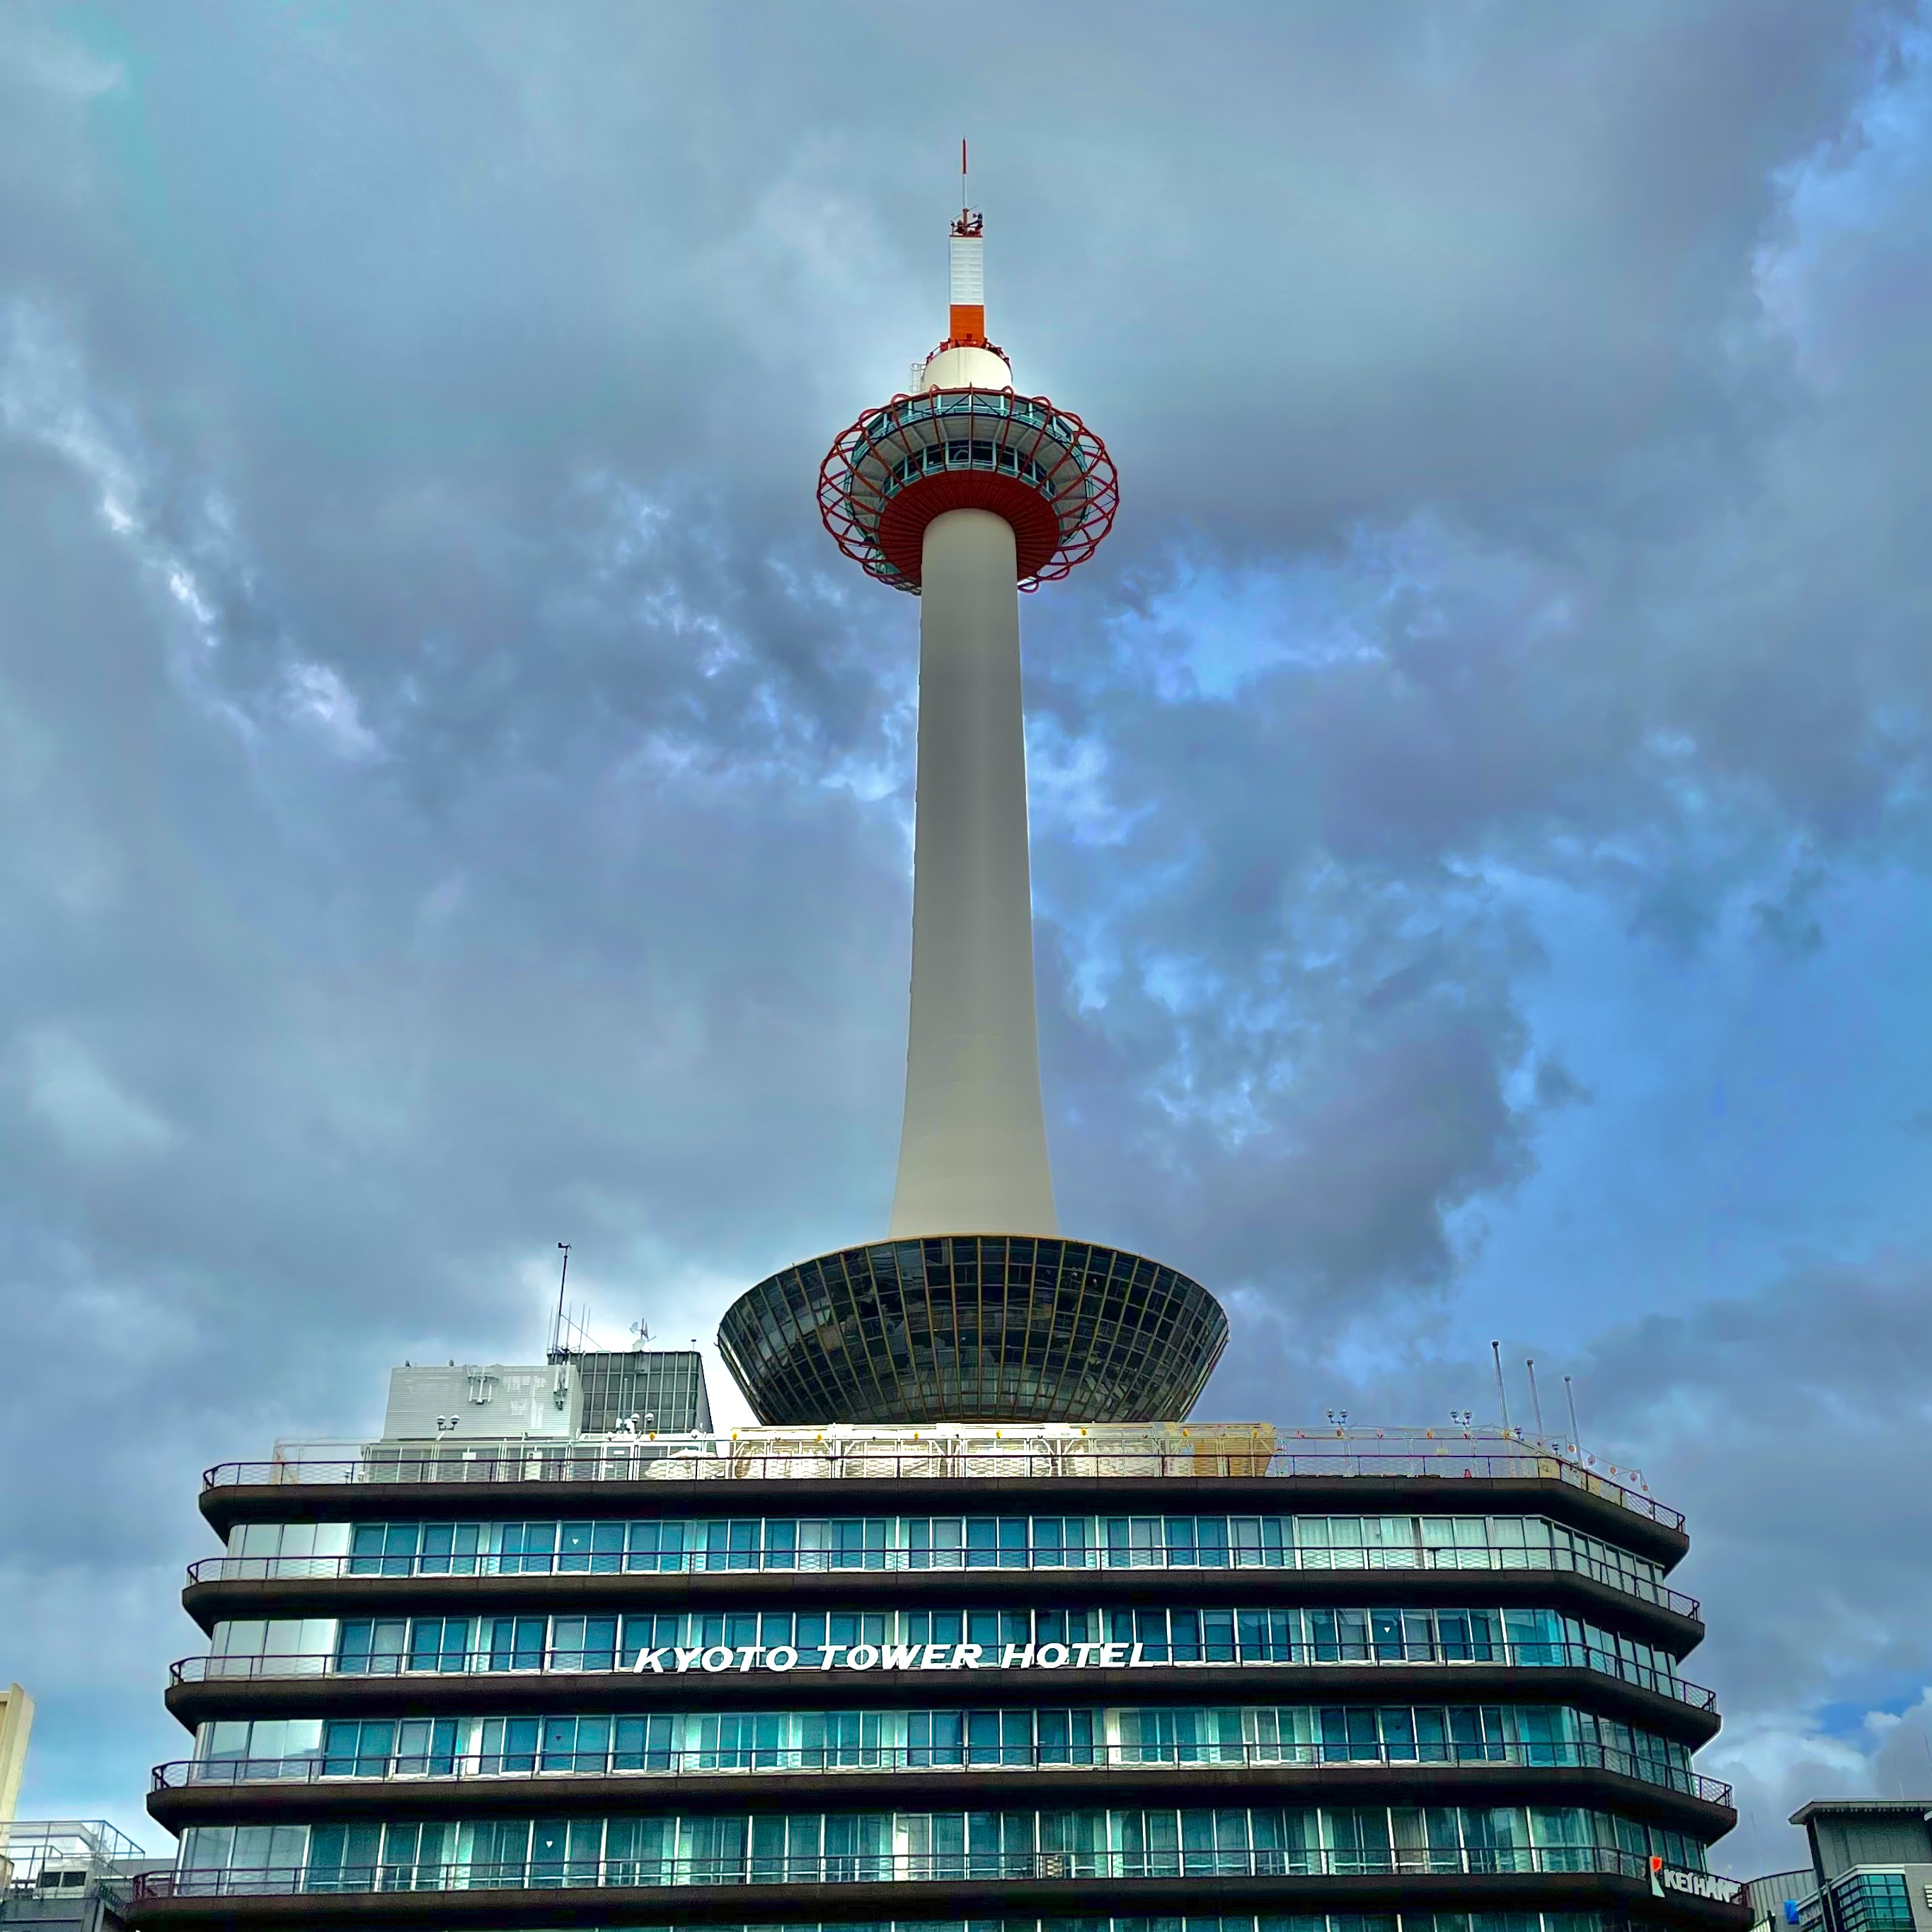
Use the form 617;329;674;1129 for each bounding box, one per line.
718;1234;1228;1426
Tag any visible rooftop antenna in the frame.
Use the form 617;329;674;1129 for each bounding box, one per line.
551;1243;571;1360
953;137;982;236
947;137;985;347
1490;1341;1510;1432
1525;1358;1546;1440
1563;1374;1582;1452
630;1320;653;1353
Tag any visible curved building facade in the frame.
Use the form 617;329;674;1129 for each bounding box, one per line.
127;1425;1747;1932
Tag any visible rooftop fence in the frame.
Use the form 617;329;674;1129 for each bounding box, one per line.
203;1428;1681;1535
0;1820;151;1892
180;1541;1698;1620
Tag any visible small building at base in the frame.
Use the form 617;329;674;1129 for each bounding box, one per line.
0;1823;169;1932
1744;1800;1932;1932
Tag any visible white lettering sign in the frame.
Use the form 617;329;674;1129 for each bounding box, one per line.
1657;1867;1738;1904
633;1640;1156;1676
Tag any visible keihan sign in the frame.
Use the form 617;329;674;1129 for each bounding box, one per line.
632;1640;1158;1676
1650;1861;1740;1905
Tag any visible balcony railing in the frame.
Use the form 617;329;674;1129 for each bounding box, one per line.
183;1545;1698;1618
134;1846;1747;1901
202;1445;1684;1534
167;1640;1718;1711
149;1744;1734;1806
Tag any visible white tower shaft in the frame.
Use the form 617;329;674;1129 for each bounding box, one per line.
888;507;1058;1237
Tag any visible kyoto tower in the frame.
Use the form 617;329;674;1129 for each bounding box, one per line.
719;154;1227;1424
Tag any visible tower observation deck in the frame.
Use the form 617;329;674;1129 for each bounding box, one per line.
719;177;1227;1427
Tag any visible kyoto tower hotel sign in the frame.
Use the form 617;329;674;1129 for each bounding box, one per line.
718;162;1230;1426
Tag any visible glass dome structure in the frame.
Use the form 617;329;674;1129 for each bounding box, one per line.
717;1235;1228;1427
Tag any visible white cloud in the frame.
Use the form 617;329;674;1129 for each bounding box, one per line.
18;1029;175;1161
284;660;381;759
0;13;123;100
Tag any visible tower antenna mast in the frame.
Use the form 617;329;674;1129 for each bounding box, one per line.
551;1242;571;1360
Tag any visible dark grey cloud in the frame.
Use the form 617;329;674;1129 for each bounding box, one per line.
1;0;1930;1861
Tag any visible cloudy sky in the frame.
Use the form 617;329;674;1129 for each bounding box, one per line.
4;0;1931;1868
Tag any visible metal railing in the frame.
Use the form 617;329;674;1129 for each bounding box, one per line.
183;1546;1698;1618
0;1820;151;1892
149;1744;1733;1806
134;1846;1747;1901
202;1448;1684;1533
167;1641;1718;1711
